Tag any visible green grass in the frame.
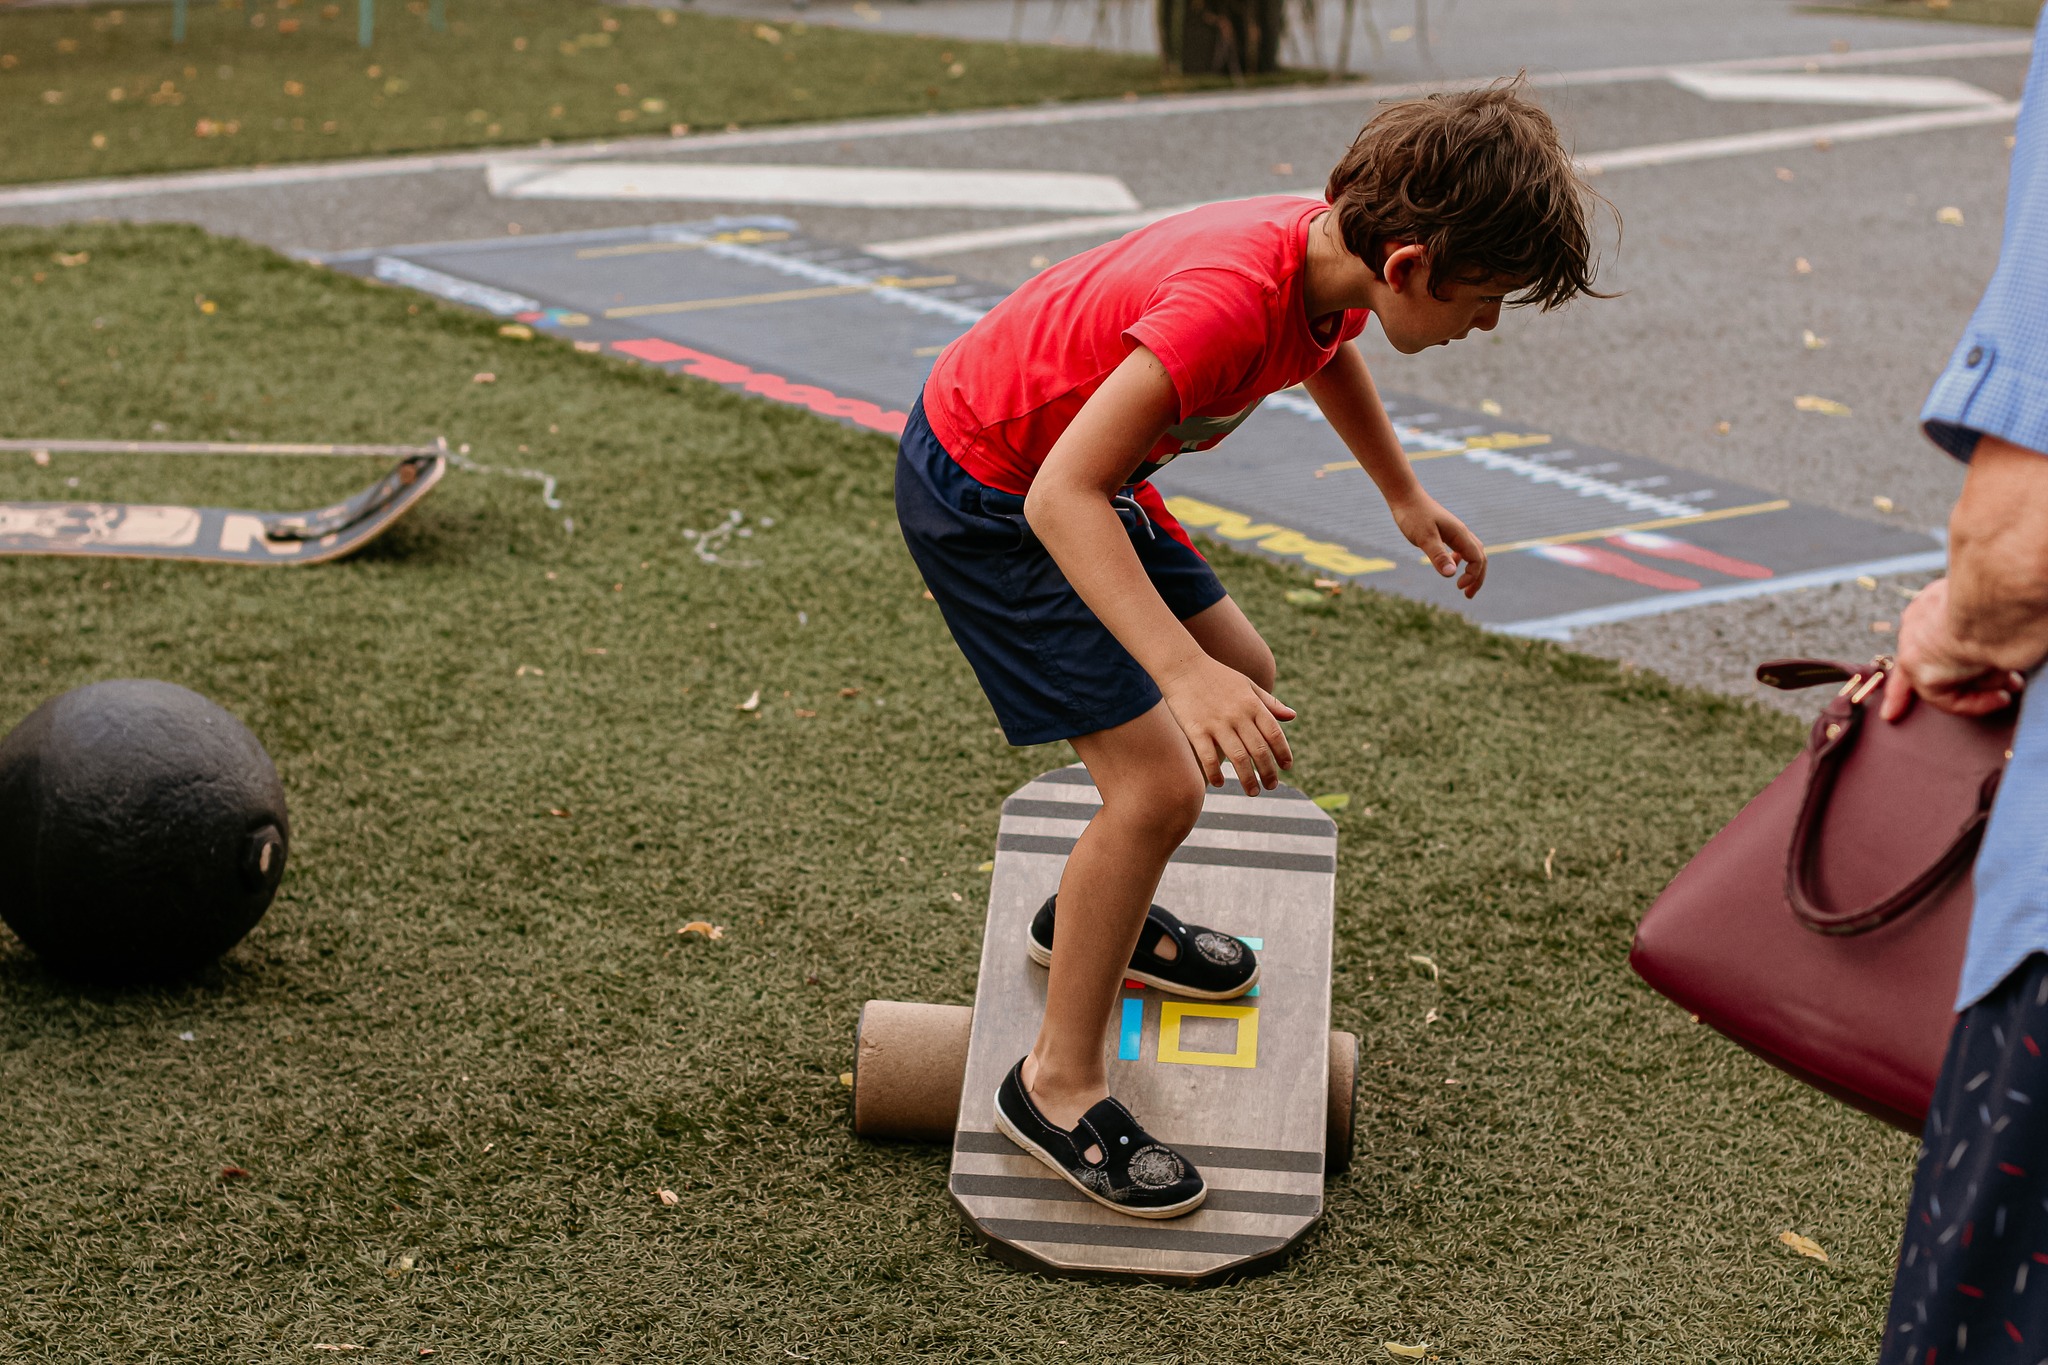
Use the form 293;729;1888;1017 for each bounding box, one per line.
0;223;1913;1362
0;0;1292;187
1800;0;2042;26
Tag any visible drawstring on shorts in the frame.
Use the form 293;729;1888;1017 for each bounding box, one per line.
1112;492;1156;541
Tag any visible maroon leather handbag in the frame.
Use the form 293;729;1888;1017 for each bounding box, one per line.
1629;658;2013;1133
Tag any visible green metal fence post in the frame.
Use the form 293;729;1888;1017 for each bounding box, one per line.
172;0;188;43
358;0;374;48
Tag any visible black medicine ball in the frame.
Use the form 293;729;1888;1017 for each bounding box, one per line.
0;679;289;981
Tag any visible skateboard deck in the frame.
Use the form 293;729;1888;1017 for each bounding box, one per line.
950;762;1339;1282
0;453;445;566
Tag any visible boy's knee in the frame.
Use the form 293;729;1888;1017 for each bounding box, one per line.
1105;767;1206;847
1241;640;1277;693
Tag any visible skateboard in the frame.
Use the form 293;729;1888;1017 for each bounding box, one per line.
854;762;1355;1283
0;451;445;566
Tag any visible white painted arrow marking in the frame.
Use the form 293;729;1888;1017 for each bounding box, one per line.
1667;70;2004;108
484;162;1140;212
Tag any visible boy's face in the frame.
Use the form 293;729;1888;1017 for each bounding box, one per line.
1372;244;1519;354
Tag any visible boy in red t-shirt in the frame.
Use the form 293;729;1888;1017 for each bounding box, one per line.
899;83;1607;1217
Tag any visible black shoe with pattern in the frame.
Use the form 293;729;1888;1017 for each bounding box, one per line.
992;1058;1207;1218
1026;894;1259;1000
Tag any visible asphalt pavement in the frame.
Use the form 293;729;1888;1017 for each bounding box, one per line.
0;1;2035;715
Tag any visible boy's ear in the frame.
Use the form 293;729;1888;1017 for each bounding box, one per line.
1381;243;1428;294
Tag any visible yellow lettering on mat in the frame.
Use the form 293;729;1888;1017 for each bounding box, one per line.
1164;496;1394;576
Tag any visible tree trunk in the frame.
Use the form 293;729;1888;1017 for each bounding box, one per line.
1157;0;1287;76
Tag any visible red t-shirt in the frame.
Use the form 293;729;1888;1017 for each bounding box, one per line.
922;196;1369;496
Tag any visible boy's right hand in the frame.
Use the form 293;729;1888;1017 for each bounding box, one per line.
1158;657;1296;796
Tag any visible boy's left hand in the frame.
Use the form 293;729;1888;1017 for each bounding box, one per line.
1392;494;1487;598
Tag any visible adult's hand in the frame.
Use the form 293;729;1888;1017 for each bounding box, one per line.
1881;576;2025;721
1882;435;2048;722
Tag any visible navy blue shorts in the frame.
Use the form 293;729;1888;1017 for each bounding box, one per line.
896;395;1228;747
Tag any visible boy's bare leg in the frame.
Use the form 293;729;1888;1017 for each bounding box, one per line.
1021;700;1205;1155
1183;597;1277;693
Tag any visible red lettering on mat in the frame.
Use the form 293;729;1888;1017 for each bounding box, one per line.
611;339;909;437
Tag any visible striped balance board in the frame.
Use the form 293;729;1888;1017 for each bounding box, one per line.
951;763;1339;1281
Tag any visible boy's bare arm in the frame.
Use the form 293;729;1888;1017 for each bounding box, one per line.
1303;343;1488;597
1026;346;1294;794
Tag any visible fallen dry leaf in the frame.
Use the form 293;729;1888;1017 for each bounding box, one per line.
1873;495;1895;513
754;22;783;42
1407;953;1440;981
838;1071;854;1087
1794;257;1813;274
547;808;570;818
1778;1229;1830;1262
656;1188;680;1206
32;450;50;466
574;340;601;353
1312;577;1344;591
219;1165;250;1180
1856;575;1878;589
1544;847;1556;879
794;708;817;718
1775;166;1795;181
472;372;497;385
52;251;89;268
498;323;534;340
515;664;544;677
1424;1008;1441;1025
309;1348;365;1354
839;687;862;699
976;861;995;873
737;689;761;712
1794;394;1851;417
1802;329;1828;350
679;921;726;940
1385;1343;1428;1359
1714;420;1731;435
1479;398;1503;416
1312;793;1351;812
1937;205;1965;227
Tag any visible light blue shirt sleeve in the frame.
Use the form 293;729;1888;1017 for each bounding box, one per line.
1922;21;2048;464
1930;15;2048;1011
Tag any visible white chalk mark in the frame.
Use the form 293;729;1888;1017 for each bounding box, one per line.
1668;70;2005;108
484;162;1140;212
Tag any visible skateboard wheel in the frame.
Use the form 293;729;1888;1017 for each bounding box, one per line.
852;1000;971;1141
1326;1030;1359;1178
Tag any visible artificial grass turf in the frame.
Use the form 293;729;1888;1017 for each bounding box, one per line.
0;221;1917;1362
0;0;1290;188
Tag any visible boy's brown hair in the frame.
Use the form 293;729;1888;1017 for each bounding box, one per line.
1325;79;1612;310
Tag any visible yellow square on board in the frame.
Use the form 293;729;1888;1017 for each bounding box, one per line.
1157;1002;1259;1068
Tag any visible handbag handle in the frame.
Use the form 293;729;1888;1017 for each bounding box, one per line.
1785;689;2002;936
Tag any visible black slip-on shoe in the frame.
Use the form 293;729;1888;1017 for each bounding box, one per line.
992;1059;1207;1219
1027;894;1260;1000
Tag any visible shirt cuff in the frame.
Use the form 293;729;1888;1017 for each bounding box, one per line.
1921;335;2048;464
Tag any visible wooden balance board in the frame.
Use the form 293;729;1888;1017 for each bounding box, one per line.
0;453;444;566
854;762;1351;1283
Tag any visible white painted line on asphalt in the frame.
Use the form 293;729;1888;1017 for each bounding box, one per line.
1579;102;2019;173
1668;70;2005;108
865;203;1211;259
484;161;1140;211
0;37;2027;209
868;99;2023;257
370;256;539;316
1494;548;1950;641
